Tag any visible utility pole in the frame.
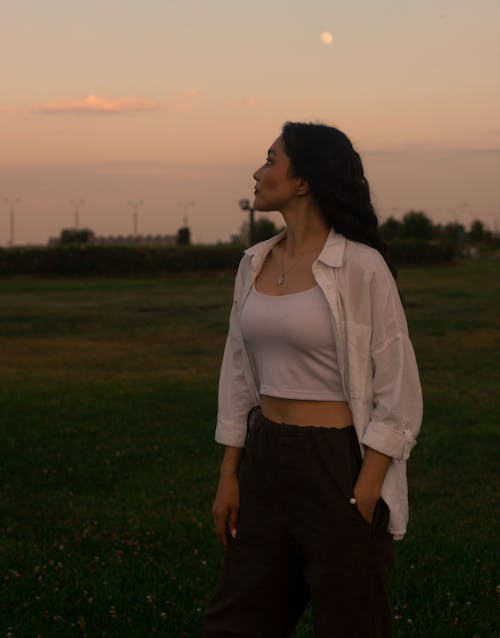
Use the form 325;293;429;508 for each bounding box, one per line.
128;200;144;237
69;198;85;229
4;197;21;246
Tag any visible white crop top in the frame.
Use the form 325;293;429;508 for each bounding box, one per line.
239;284;346;401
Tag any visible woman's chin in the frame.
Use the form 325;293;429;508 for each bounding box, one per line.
253;198;275;213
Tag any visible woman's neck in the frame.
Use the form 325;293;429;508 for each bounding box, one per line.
280;204;330;258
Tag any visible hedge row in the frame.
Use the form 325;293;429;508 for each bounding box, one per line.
0;244;244;276
387;238;458;265
0;239;458;276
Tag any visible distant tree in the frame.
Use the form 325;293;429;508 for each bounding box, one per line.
177;226;191;245
59;228;95;245
237;218;281;245
380;217;402;241
443;222;466;243
469;219;485;243
401;211;434;240
254;217;280;242
433;223;444;239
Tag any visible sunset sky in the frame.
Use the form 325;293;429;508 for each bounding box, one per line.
1;0;499;245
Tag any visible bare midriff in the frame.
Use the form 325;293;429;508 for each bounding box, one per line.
260;395;353;428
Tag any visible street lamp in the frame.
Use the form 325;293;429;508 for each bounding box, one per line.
128;200;144;237
4;197;21;246
177;201;195;227
69;198;85;229
239;198;255;245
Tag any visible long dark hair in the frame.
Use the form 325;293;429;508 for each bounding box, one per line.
281;121;396;279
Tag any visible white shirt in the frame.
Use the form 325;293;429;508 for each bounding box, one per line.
215;228;423;539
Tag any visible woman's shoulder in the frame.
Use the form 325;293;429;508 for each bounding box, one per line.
238;231;286;275
243;230;287;258
342;238;391;277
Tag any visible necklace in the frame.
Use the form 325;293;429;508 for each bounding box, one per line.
277;246;319;285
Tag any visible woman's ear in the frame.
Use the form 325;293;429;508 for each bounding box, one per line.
296;177;310;197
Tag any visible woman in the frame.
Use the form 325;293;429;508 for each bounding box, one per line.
203;122;422;637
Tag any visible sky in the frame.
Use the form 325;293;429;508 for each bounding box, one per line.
1;0;499;245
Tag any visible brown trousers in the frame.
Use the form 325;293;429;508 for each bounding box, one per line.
203;409;395;637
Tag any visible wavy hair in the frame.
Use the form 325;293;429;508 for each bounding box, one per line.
281;121;396;278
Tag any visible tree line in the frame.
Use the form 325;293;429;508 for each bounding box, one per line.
379;210;494;244
245;211;494;246
0;211;496;276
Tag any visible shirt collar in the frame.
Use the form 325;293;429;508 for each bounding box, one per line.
243;226;346;270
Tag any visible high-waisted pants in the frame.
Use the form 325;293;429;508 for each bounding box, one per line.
203;409;395;637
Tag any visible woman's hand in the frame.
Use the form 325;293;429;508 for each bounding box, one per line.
353;446;392;524
211;473;240;549
353;484;379;524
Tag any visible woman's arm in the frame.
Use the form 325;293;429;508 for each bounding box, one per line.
212;257;259;546
211;446;245;548
216;256;260;447
351;256;422;522
353;447;392;523
359;259;423;462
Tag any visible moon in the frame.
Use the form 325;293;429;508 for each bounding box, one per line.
320;31;333;45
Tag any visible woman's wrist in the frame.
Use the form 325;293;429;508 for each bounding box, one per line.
219;468;239;480
219;446;244;479
355;446;392;499
353;480;381;502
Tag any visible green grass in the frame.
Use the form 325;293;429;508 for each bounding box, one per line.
0;256;499;637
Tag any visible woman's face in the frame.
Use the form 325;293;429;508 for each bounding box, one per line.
253;136;301;212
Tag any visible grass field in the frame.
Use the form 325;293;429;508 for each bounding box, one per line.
0;255;498;637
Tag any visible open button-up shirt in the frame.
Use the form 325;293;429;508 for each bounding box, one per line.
215;228;423;539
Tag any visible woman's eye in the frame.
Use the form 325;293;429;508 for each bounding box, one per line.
265;158;272;165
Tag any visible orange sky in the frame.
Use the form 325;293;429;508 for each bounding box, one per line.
1;0;499;244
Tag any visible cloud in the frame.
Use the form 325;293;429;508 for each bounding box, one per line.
32;95;160;115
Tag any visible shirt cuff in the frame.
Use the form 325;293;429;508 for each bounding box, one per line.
215;417;247;448
360;420;416;461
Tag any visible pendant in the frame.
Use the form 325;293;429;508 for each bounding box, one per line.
277;274;285;285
